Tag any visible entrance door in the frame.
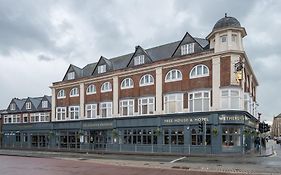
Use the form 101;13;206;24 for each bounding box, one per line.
90;130;107;150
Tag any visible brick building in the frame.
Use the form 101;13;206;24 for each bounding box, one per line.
1;96;51;148
272;114;281;138
2;15;259;154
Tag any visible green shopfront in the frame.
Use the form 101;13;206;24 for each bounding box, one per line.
1;111;258;155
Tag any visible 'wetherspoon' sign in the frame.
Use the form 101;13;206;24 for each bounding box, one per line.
163;116;209;125
219;115;244;123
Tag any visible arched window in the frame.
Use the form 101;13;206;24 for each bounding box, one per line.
165;69;182;82
121;78;134;89
70;87;79;97
57;90;65;99
101;82;112;93
189;64;209;79
139;74;154;86
86;84;96;95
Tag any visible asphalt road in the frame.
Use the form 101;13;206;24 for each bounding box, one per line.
0;140;281;174
0;155;237;175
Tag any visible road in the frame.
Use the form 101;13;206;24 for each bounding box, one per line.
0;140;281;175
0;155;237;175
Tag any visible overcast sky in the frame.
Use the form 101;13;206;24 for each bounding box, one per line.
0;0;280;122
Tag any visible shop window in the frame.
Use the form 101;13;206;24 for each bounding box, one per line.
122;128;158;145
191;128;211;145
164;128;184;145
16;133;21;142
222;127;241;146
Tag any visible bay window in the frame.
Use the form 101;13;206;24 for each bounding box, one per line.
164;93;183;113
189;91;210;112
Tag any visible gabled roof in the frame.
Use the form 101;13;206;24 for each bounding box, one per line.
62;64;83;81
59;32;210;82
126;45;153;67
5;95;51;113
172;32;207;57
91;56;113;75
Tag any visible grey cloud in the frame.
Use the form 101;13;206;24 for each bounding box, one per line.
38;54;54;61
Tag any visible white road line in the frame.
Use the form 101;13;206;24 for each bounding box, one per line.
170;156;186;163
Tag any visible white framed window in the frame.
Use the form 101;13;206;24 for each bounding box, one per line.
70;87;79;97
4;115;20;124
244;93;251;113
98;65;106;74
190;64;209;79
121;78;134;89
138;97;155;115
86;84;96;95
134;55;145;65
85;104;97;119
56;107;66;121
57;90;66;99
23;113;28;123
220;35;227;43
67;72;75;80
139;74;154;87
101;82;112;93
69;106;79;120
10;103;16;110
181;43;195;55
26;102;31;110
189;91;210;112
165;69;182;82
42;101;48;108
164;93;183;113
30;113;49;123
232;34;237;42
120;99;134;116
100;102;112;118
221;89;240;110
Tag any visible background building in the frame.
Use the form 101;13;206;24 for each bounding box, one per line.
272;114;281;138
1;96;51;148
1;15;259;155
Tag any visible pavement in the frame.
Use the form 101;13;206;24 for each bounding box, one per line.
0;140;279;175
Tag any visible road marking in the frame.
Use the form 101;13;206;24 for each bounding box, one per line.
170;156;186;163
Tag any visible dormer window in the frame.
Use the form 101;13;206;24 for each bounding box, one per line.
220;35;227;43
67;72;75;80
26;102;31;110
10;103;15;110
181;43;194;55
98;65;106;74
134;55;145;65
42;101;48;108
70;87;79;97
